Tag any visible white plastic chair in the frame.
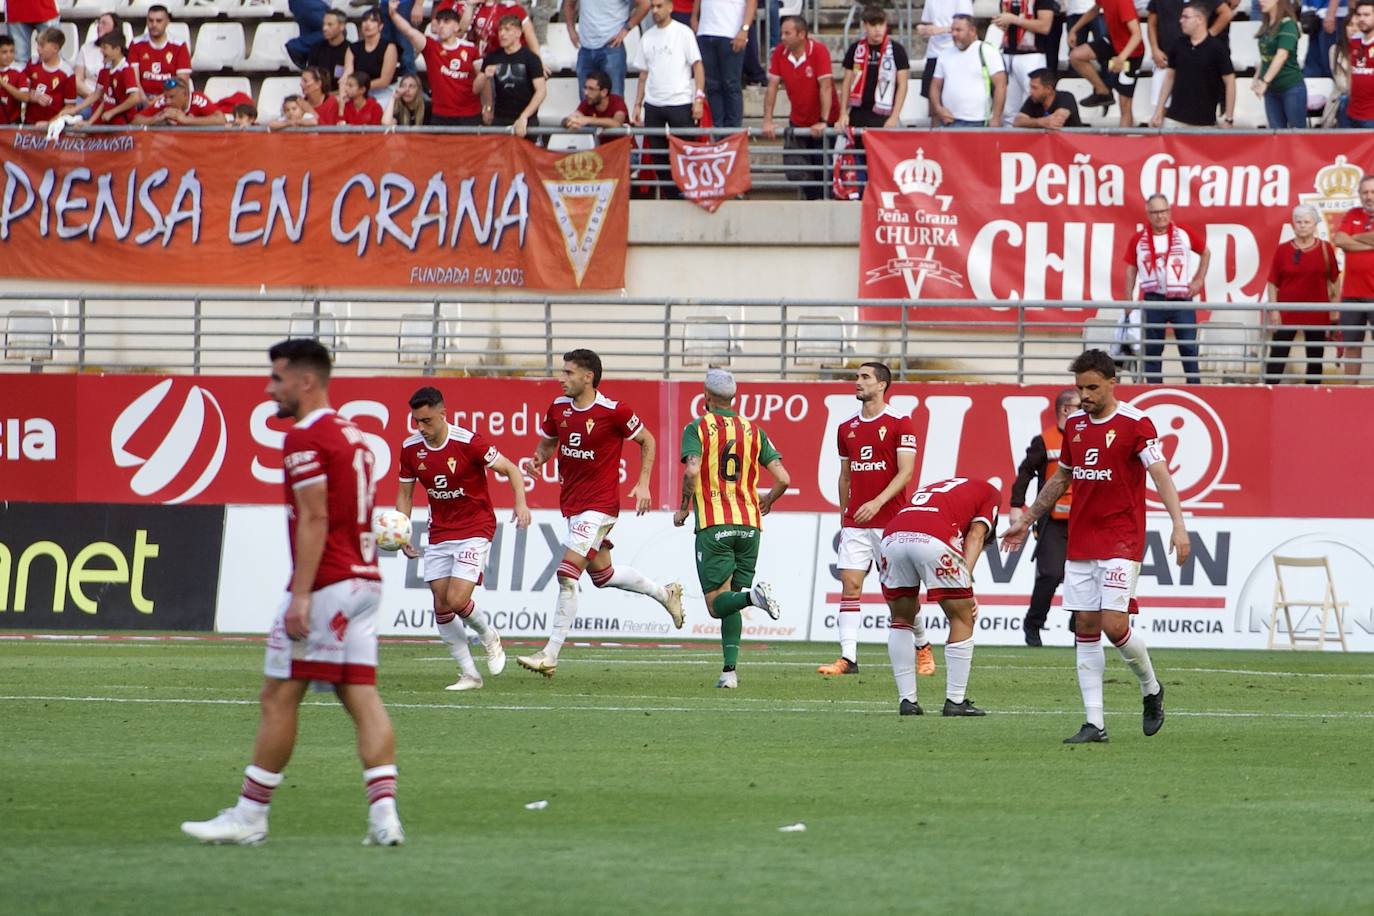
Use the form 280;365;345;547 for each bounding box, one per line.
192;22;247;72
204;74;253;102
256;75;301;119
243;22;301;72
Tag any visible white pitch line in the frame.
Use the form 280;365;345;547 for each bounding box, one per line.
2;694;1373;719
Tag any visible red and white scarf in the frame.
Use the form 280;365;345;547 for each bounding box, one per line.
1136;224;1192;298
849;36;897;116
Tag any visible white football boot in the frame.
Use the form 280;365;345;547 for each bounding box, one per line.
362;813;406;847
715;670;739;689
445;673;484;691
750;581;781;620
181;808;267;846
663;582;685;629
516;651;557;678
482;628;506;676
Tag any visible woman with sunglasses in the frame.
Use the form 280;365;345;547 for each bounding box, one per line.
1264;204;1340;383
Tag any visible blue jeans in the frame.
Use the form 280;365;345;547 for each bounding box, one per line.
949;119;986;127
698;35;745;127
576;44;628;97
8;18;58;68
1142;302;1201;384
1302;16;1346;78
1349;116;1374;127
1264;82;1308;128
286;0;329;69
380;0;418;75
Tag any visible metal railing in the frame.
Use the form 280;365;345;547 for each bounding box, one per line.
2;294;1368;384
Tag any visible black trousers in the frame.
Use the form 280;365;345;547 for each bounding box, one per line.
1264;328;1327;383
783;129;828;200
1025;518;1069;632
643;102;695;200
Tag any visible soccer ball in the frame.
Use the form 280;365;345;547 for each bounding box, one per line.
372;510;412;552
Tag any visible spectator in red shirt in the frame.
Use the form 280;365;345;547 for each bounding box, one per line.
340;71;386;123
390;1;483;125
129;5;194;103
468;0;544;64
563;69;630;127
299;65;343;124
1349;0;1374;127
761;16;836;200
65;32;141;126
1067;0;1143;126
0;36;30;126
1264;205;1339;384
1333;171;1374;379
24;28;76;126
4;0;59;69
133;76;227;125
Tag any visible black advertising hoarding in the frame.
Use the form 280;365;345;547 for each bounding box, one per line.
0;503;224;631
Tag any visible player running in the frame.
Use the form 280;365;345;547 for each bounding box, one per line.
516;349;684;677
182;339;403;847
822;362;936;678
673;369;791;689
395;386;531;692
880;477;998;717
1002;349;1190;744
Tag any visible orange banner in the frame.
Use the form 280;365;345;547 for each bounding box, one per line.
0;130;629;290
667;133;751;212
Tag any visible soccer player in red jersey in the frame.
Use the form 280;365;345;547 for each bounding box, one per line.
1003;349;1190;744
66;32;140;125
390;1;483;125
516;349;684;677
128;5;192;102
822;362;936;678
24;29;77;127
182;340;403;847
880;477;999;716
396;386;531;691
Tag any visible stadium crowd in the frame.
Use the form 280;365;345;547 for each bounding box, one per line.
4;0;1373;132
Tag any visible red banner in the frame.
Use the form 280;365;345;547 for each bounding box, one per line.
667;133;752;212
0;130;629;290
858;131;1374;323
1;375;1368;519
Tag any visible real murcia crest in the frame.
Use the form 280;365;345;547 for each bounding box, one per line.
1298;155;1363;246
447;457;457;472
1105;430;1117;448
585;418;596;433
543;151;618;287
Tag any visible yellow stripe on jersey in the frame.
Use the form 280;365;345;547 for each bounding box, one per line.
694;413;764;530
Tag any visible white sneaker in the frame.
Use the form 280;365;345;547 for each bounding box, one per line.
482;628;507;676
516;651;557;678
181;807;267;845
663;582;685;629
445;673;484;691
750;581;781;620
716;670;738;689
362;813;406;847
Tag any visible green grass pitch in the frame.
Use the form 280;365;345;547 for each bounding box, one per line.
4;636;1373;915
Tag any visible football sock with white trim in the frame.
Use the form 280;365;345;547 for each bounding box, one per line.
236;765;281;821
456;599;491;638
604;566;669;604
944;637;974;703
1076;635;1106;729
888;623;917;703
1114;628;1160;697
838;600;860;662
363;765;398;819
546;573;579;661
435;611;479;678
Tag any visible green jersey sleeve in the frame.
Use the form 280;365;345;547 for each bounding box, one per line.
758;427;781;466
681;421;702;461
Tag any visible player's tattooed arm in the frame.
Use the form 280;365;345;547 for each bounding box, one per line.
1001;465;1069;552
673;455;701;527
629;427;656;515
760;459;790;515
527;435;558;472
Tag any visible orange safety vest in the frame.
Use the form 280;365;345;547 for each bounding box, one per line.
1042;425;1072;520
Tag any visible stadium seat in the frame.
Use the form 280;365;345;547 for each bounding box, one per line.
238;0;291;18
541;23;577;73
622;25;640;72
898;85;929;127
4;309;59;362
1234;78;1265;127
288;308;348;351
244;22;301;72
680;312;738;368
791;312;851;367
971;0;999;17
542;77;581;122
1199;319;1261;381
546;132;598;151
1229;20;1262;72
181;0;234;17
58;22;82;66
193;23;247;73
85;21;137;47
204;75;253;102
398;308;460;365
256;75;301;119
65;0;115;19
1268;556;1349;651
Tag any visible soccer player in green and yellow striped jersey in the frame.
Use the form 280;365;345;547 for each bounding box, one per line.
673;369;791;688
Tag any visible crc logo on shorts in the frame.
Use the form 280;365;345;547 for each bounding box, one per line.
1104;567;1130;589
1130;389;1237;512
859;445;874;460
456;548;482;566
110;379;227;504
571;520;595;539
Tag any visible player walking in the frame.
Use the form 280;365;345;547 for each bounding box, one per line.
182;340;403;847
673;370;791;689
880;477;998;716
1002;349;1190;744
822;362;936;678
395;386;531;692
516;349;684;677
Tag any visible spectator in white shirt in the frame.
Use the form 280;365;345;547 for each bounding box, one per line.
917;0;974;99
633;0;705;198
692;0;756;126
929;13;1007;125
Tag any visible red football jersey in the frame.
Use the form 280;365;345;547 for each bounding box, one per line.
311;95;342;125
127;36;191;98
1349;34;1374;121
282;408;383;591
836;407;917;528
23;61;76;124
539;391;642;517
470;1;529;58
1338;207;1374;298
1;65;29;125
96;61;140;124
423;36;481;117
883;477;1000;556
142;90;220;119
1058;404;1165;562
341;95;383;125
398;424;500;542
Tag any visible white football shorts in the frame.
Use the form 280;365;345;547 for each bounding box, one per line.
837;526;883;572
1062;558;1140;613
264;578;383;685
562;510;617;558
879;530;973;602
423;536;492;584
